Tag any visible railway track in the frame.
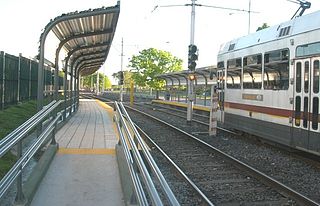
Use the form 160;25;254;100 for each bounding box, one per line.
125;105;318;206
137;101;320;162
82;93;320;204
137;102;238;135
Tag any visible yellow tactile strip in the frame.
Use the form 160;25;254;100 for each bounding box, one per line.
58;148;116;155
96;99;120;141
152;99;211;111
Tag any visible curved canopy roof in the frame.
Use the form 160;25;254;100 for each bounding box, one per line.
45;2;120;76
156;66;217;86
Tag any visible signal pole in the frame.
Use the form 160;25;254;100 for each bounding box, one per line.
187;0;196;122
152;0;256;122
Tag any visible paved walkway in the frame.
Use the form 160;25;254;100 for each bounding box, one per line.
31;99;124;206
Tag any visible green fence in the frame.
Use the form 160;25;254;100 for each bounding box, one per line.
0;52;3;108
0;51;63;110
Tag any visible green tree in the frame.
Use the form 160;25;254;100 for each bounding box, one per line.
104;75;112;89
82;73;111;90
128;48;183;90
256;23;269;31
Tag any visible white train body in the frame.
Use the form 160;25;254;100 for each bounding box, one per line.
217;11;320;155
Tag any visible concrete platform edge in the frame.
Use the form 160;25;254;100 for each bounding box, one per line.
19;144;58;206
115;144;137;206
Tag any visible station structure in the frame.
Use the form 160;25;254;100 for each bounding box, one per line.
0;1;220;205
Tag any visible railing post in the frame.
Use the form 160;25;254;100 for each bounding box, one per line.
17;54;21;103
51;118;58;145
1;51;5;110
28;59;32;101
15;140;26;205
63;66;67;121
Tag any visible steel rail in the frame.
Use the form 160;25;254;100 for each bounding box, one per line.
113;114;148;206
114;102;164;206
120;102;180;206
82;93;236;135
125;105;320;206
138;102;238;135
134;122;215;206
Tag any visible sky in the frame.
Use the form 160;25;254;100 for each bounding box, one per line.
1;0;320;83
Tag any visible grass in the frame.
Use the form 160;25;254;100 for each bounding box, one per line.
0;101;37;179
0;153;17;178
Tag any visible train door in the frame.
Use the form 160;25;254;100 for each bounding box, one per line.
217;69;225;123
293;58;320;150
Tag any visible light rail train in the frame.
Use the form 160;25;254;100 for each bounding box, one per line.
217;10;320;155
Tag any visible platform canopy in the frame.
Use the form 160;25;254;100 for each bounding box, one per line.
37;1;120;110
48;3;120;76
156;66;217;87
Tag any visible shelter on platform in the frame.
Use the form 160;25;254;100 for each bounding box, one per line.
37;1;120;115
156;65;217;87
156;66;217;106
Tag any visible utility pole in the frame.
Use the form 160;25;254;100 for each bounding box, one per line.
248;0;251;34
187;0;196;123
120;38;124;102
152;0;257;122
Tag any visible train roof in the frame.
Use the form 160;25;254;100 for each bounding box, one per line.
218;10;320;55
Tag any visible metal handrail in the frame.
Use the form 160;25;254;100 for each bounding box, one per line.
0;100;63;202
0;101;62;157
114;115;149;205
114;101;179;206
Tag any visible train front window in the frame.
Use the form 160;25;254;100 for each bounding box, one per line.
264;49;289;90
227;58;242;89
243;54;262;89
314;60;319;94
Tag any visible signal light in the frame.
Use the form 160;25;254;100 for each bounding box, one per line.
209;71;214;80
119;71;124;85
188;44;198;71
188;73;196;81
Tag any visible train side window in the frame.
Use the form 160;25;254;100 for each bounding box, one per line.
296;42;320;57
295;96;301;126
312;97;319;130
303;97;308;128
304;61;309;93
313;60;319;94
296;62;302;93
264;49;289;90
243;54;262;89
227;58;242;89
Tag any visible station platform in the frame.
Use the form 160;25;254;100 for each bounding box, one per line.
31;99;124;206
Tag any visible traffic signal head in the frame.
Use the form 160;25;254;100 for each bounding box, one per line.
189;44;197;55
119;71;124;85
188;44;198;71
